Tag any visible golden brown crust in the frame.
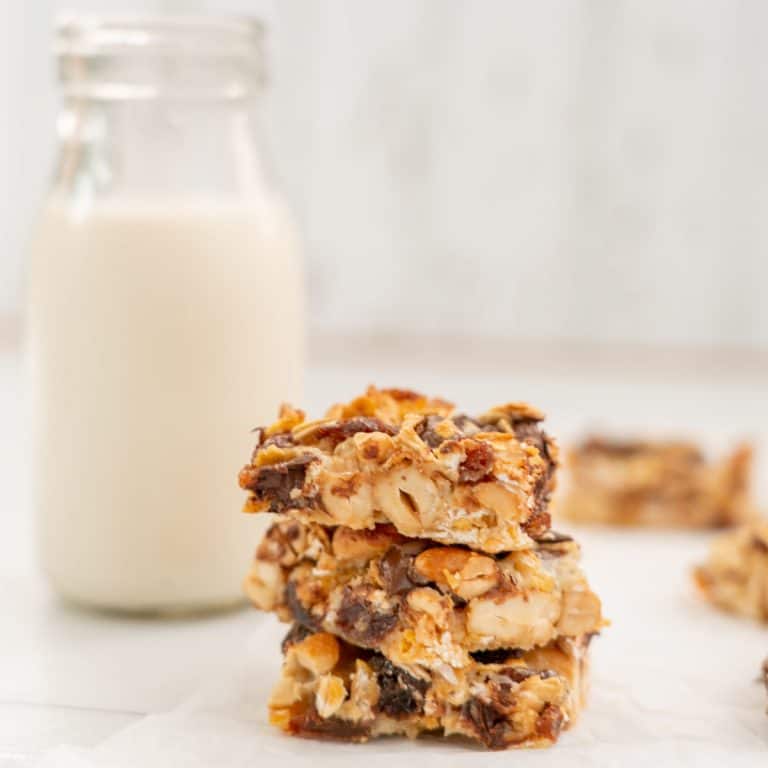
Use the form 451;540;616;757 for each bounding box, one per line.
239;386;558;553
269;628;591;749
693;521;768;620
245;520;605;671
558;438;755;528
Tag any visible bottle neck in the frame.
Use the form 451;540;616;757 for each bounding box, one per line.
52;16;269;209
53;92;270;209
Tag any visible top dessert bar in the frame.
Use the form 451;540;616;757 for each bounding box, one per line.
558;437;754;528
239;387;558;553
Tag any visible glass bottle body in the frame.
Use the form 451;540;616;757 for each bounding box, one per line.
27;17;303;612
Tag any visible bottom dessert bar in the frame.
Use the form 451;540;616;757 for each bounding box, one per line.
693;522;768;621
559;438;753;528
269;626;591;750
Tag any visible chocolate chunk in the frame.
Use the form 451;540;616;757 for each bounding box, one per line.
281;623;312;654
531;471;553;513
248;427;295;453
239;454;317;512
511;418;546;449
377;544;429;595
288;704;370;742
505;419;557;511
498;666;539;683
256;520;304;563
334;586;399;646
534;703;565;741
461;698;509;750
416;414;490;448
533;529;573;544
415;415;449;449
262;432;296;450
284;581;322;632
309;417;397;447
458;441;495;483
470;648;525;665
751;536;768;554
368;654;427;718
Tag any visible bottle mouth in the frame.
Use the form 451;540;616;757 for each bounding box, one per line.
55;14;265;100
56;14;263;59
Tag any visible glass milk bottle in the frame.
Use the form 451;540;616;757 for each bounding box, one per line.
27;16;303;612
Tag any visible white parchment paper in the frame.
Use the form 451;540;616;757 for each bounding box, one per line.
35;529;768;767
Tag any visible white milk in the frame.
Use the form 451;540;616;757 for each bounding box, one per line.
27;200;303;611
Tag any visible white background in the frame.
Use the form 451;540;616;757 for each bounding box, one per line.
2;0;768;348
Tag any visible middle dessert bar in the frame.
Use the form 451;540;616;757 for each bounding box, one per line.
239;387;557;553
246;519;604;672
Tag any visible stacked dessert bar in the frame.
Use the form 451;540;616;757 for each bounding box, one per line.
239;387;605;749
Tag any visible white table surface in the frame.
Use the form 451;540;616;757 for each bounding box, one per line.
2;343;767;766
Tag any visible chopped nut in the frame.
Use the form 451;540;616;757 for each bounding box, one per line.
556;588;604;636
291;632;340;675
319;473;375;527
342;660;379;722
265;404;305;436
413;547;499;600
243;561;284;611
332;525;404;562
498;550;556;592
373;465;442;534
315;674;348;718
467;591;561;649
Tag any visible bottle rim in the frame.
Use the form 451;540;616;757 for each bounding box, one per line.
55;14;264;61
55;14;266;100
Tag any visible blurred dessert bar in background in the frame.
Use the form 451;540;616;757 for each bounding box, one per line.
557;438;754;528
693;521;768;621
239;388;605;749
